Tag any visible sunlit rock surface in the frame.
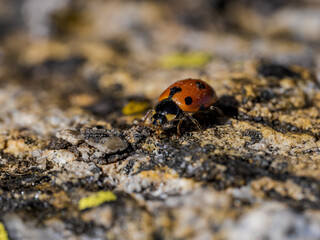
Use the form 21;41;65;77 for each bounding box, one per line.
0;0;320;239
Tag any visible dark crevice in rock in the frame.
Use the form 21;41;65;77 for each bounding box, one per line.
238;112;318;138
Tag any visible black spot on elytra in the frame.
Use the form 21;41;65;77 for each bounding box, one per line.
185;96;193;105
196;81;206;89
169;87;182;98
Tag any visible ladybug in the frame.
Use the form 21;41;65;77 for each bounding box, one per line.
144;78;219;135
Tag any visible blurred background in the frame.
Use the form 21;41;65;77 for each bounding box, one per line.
0;0;320;118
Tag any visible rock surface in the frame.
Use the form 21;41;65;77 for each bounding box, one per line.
0;0;320;240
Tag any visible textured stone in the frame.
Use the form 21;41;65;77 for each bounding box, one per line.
0;1;320;239
85;136;128;154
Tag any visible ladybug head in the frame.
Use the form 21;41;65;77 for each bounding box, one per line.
151;113;167;126
151;99;181;126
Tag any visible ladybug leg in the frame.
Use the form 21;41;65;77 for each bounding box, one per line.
155;126;162;138
177;113;202;136
184;112;202;130
177;118;185;136
210;105;225;117
141;109;153;125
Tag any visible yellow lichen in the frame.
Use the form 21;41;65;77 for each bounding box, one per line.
78;191;117;210
160;52;211;68
0;222;8;240
122;101;150;116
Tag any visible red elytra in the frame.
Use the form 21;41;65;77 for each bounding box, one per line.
158;78;217;112
143;78;219;136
